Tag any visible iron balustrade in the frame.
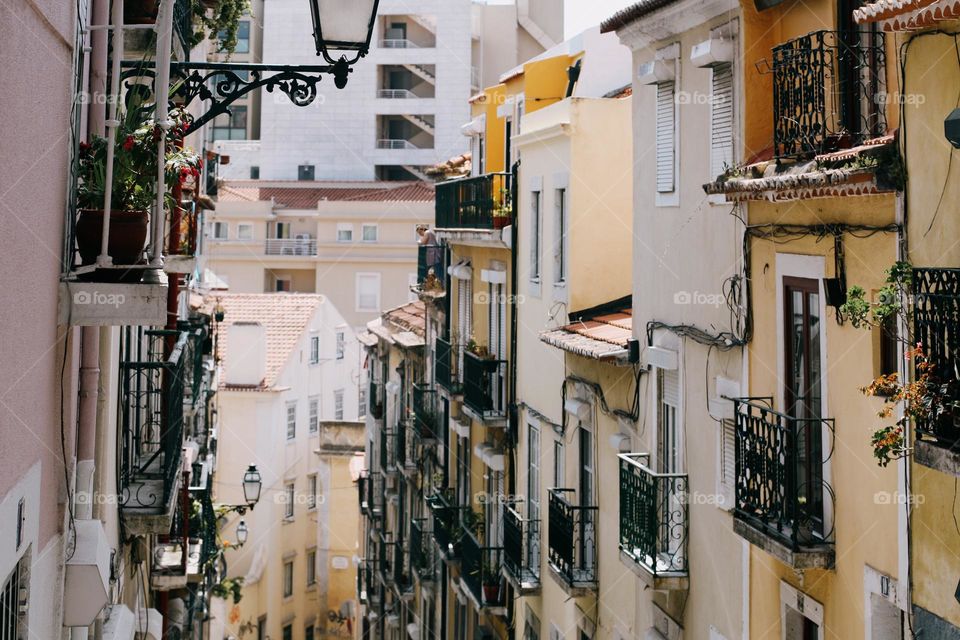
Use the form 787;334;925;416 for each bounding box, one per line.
460;527;506;607
733;398;836;550
618;454;688;577
503;502;540;588
376;531;398;585
359;471;384;518
416;244;448;290
413;384;440;441
772;30;886;158
913;268;960;447
380;427;398;473
435;336;461;394
264;238;318;256
463;351;507;418
119;329;189;514
173;0;192;53
428;490;465;560
410;518;436;583
547;489;598;589
435;173;513;230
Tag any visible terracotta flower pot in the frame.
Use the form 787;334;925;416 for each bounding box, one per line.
76;209;149;266
482;583;501;604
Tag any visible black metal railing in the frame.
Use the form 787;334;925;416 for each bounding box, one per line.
772;30;886;158
173;0;193;53
435;336;461;394
380;427;398;473
547;489;597;589
464;351;506;418
503;502;540;588
461;527;505;607
376;531;398;585
357;557;370;603
436;173;513;230
417;244;448;288
733;398;836;550
413;383;440;441
119;328;188;514
618;453;688;577
913;268;960;448
427;490;465;560
192;477;218;571
359;471;384;518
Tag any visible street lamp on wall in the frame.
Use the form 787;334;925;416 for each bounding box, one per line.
308;0;381;61
236;520;249;546
242;464;263;509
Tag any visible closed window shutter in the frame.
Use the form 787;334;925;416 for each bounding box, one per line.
656;81;676;193
458;279;467;380
660;368;680;407
710;63;734;180
718;418;736;510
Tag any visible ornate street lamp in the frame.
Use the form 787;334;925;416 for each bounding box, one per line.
242;464;262;509
308;0;381;63
236;520;249;546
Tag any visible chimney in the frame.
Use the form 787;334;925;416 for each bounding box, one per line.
225;322;267;386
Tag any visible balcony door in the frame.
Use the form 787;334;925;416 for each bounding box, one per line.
578;427;596;579
783;277;824;537
488;280;506;412
656;367;684;568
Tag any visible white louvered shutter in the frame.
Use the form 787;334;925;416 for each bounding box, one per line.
656;81;676;193
458;278;467;380
718;418;736;510
710;63;734;180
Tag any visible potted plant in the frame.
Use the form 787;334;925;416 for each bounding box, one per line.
193;0;250;54
491;187;512;229
481;559;503;604
76;105;201;273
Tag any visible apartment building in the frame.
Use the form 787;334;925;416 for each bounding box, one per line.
211;0;564;183
210;293;364;640
204;180;435;329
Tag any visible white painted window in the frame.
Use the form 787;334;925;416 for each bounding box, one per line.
337;223;353;242
309;396;319;434
335;331;345;360
781;581;824;640
309;335;320;364
274;221;291;239
361;223;378;242
710;62;735;179
549;625;563;640
554;187;567;284
283;560;294;596
284;483;295;519
656;80;677;194
0;559;27;637
237;223;254;240
356;273;381;311
657;368;682;473
456;275;473;380
530;190;542;281
553;440;564;486
306;549;317;585
286;402;297;440
334;389;344;420
307;474;317;510
212;221;229;240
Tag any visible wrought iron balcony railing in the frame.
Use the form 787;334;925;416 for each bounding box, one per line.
119;328;189;532
772;30;886;159
460;527;506;608
547;489;598;590
503;502;540;590
413;384;440;442
416;244;448;292
435;336;462;395
618;453;688;579
733;398;836;551
913;268;960;449
427;490;466;560
380;427;398;474
376;531;398;585
435;173;513;230
410;518;437;584
359;471;384;518
463;351;507;419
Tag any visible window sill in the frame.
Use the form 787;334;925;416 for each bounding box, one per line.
552;282;567;303
282;517;294;524
528;279;541;298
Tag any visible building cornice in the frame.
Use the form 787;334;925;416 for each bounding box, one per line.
614;0;739;50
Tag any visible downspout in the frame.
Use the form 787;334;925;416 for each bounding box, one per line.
507;159;520;638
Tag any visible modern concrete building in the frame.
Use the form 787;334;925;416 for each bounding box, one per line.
211;0;564;183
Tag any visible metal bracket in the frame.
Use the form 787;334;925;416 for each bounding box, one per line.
119;59;351;135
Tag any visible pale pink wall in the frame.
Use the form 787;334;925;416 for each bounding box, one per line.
0;0;80;547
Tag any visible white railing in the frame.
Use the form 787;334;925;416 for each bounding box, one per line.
265;238;318;256
377;139;420;150
380;39;419;49
378;89;418;99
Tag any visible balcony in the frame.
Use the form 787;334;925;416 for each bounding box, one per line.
772;30;886;159
370;377;385;420
378;89;419;99
435;173;513;231
460;527;506;613
398;418;419;477
435;336;462;395
380;427;399;476
410;518;437;584
118;329;188;535
427;490;466;562
357;557;372;604
152;468;217;591
359;471;384;519
415;244;447;293
413;384;440;442
912;267;960;475
618;454;688;590
463;351;507;424
264;237;317;256
377;139;422;150
732;399;835;569
503;502;540;593
547;489;597;595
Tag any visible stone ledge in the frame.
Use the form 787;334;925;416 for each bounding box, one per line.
619;549;689;591
733;517;834;570
914;439;960;478
546;563;597;598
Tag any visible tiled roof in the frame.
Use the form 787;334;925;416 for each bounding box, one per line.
600;0;680;32
217;181;435;208
425;153;472;179
540;304;633;361
365;301;426;349
211;293;324;390
853;0;957;29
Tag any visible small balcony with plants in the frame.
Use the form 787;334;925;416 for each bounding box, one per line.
462;342;507;426
414;244;448;299
411;517;437;585
547;488;598;595
435;173;513;242
617;453;688;590
118;328;189;535
460;523;507;614
502;501;540;593
731;398;836;569
435;335;462;396
427;489;467;562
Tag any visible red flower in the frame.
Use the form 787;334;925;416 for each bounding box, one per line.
122;135;135;151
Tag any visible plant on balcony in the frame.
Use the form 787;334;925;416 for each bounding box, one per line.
211;576;244;603
76;105;201;266
465;336;490;359
192;0;250;54
481;559;503;603
492;187;512;229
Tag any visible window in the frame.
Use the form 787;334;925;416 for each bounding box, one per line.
456;431;471;507
656;79;677;194
283;561;294;597
1;560;26;639
212;105;247;141
212;221;229;240
358;387;367;418
284;483;295;519
710;62;734;179
553;440;564;486
718;418;736;510
334;389;344;420
286;402;297;440
219;20;250;53
237;223;254;241
306;549;317;584
305;625;315;640
554;187;567;284
579;427;594;507
282;625;292;640
258;617;267;640
523;608;541;640
336;223;353;242
336;331;345;360
361;224;378;242
307;475;317;510
356;273;381;311
273;221;291;239
657;368;681;474
781;582;824;640
309;396;319;434
309;335;320;364
528;423;540;525
275;277;291;292
298;164;315;181
530;190;541;281
250;166;260;179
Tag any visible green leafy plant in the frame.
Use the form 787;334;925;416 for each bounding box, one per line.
193;0;250;54
211;576;244;604
840;261;912;328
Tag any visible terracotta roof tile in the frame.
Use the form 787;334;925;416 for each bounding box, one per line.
600;0;680;32
217;181;435;208
382;300;426;337
540;304;633;360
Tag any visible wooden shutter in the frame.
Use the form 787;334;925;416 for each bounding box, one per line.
710;63;734;180
656;82;676;193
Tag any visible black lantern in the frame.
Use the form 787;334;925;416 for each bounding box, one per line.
242;464;262;508
236;520;249;546
308;0;381;68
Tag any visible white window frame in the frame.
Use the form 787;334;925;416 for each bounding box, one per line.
334;389;345;420
286;402;297;440
356;272;381;312
309;334;320;364
335;330;345;360
306;549;317;586
653;45;680;207
336;223;354;243
308;396;319;434
275;276;291;292
237;223;254;241
212;221;229;240
553;173;569;301
358;386;367;418
283;559;294;596
780;581;824;640
361;223;378;243
284;483;295;520
529;176;543;295
307;474;318;510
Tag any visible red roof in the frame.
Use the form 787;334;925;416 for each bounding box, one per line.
217;181;435;208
